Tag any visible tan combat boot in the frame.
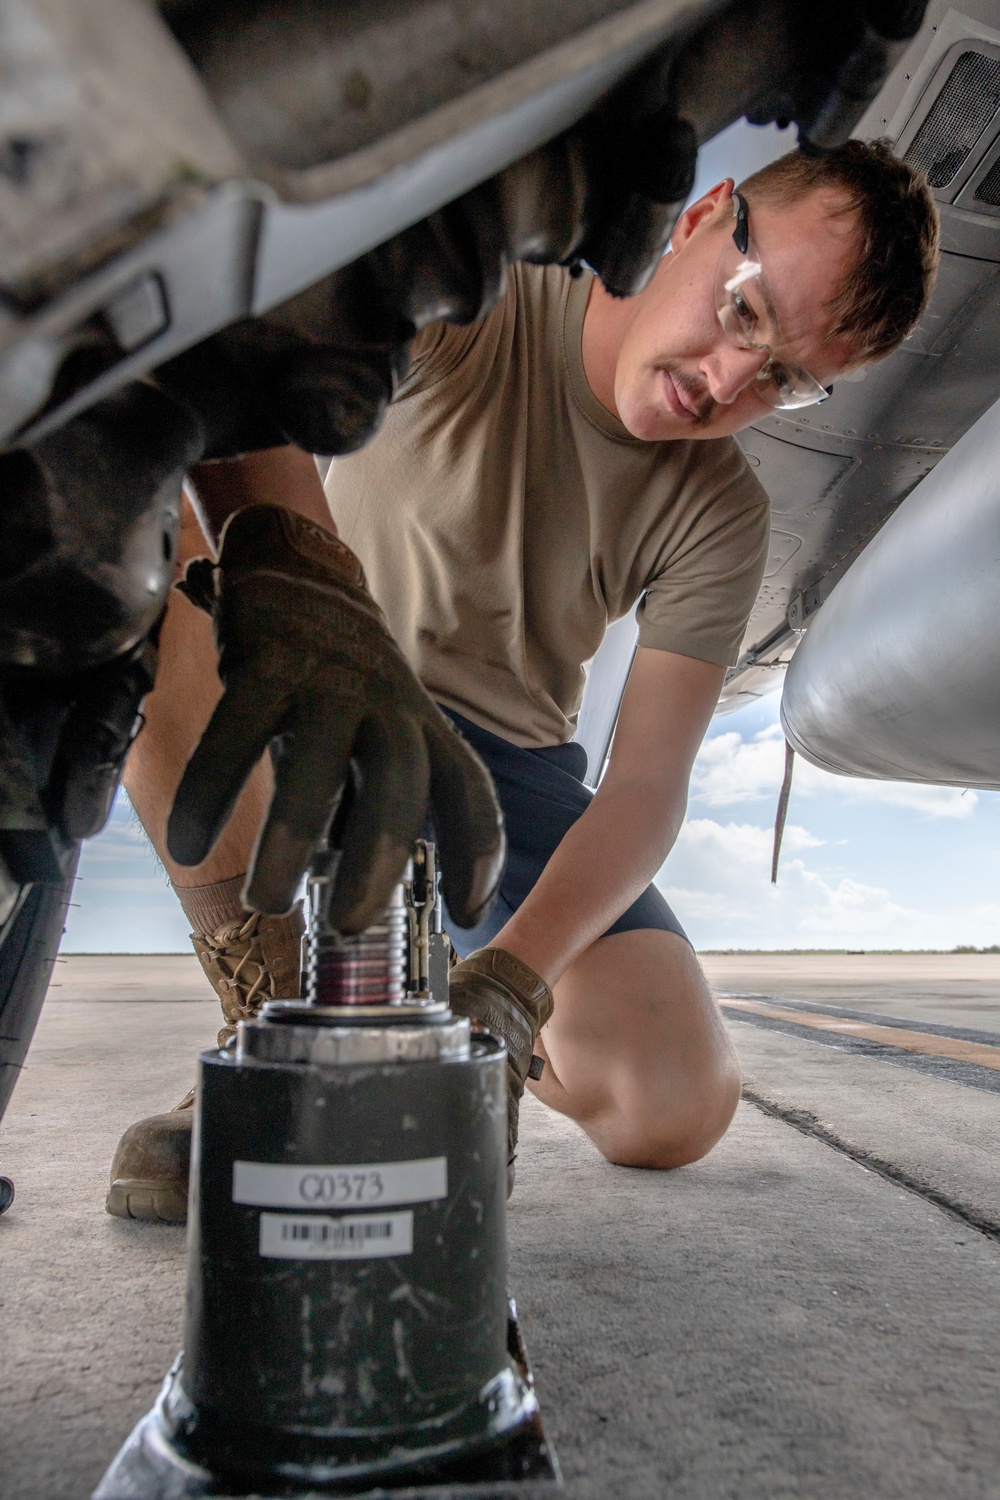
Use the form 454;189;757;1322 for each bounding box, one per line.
106;905;304;1223
193;909;303;1048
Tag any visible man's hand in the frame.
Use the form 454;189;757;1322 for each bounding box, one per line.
449;947;554;1177
166;504;504;928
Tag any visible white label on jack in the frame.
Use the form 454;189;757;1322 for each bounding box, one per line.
233;1156;447;1209
259;1210;414;1260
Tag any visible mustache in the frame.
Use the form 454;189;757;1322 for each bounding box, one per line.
664;364;717;427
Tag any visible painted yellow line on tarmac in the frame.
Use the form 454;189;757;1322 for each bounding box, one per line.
720;997;1000;1073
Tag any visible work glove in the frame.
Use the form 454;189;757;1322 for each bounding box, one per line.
166;504;505;928
448;947;554;1189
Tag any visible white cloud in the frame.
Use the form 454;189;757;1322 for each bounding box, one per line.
665;702;1000;946
811;772;978;819
657;816;922;948
692;723;978;819
692;728;782;804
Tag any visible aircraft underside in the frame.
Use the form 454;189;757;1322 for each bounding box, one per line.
3;2;1000;1496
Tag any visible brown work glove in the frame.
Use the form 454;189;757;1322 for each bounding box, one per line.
448;947;554;1182
166;504;504;928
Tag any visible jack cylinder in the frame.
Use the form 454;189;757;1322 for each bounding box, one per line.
146;842;532;1492
175;1024;520;1487
94;843;539;1496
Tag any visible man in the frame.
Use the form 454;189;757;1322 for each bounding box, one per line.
109;141;938;1219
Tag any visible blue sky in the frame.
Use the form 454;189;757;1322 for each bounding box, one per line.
65;793;192;953
657;692;1000;951
64;687;1000;953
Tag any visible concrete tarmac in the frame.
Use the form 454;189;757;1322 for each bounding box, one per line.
703;951;1000;1031
2;954;1000;1499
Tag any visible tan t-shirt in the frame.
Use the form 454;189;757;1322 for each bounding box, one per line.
325;263;769;748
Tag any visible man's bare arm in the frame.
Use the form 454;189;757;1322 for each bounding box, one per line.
123;494;271;891
492;647;725;985
124;446;332;890
187;446;335;544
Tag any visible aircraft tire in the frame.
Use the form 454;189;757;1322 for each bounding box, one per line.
0;853;79;1133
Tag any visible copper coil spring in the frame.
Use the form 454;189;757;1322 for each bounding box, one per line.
307;890;409;1006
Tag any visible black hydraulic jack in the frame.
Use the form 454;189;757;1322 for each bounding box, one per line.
95;841;559;1499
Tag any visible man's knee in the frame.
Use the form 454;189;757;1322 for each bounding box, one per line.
541;926;743;1168
593;1049;742;1170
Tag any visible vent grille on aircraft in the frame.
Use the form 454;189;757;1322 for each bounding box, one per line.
975;153;1000;207
905;50;1000;188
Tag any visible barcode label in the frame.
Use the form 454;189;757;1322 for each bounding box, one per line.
259;1210;414;1260
233;1157;446;1209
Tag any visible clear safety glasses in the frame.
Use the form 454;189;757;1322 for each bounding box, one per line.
715;192;830;411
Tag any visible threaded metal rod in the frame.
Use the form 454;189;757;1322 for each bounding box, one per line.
306;884;408;1006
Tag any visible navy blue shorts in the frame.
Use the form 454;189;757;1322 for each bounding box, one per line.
440;709;689;960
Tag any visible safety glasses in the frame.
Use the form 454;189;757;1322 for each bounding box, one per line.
715;192;830;411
